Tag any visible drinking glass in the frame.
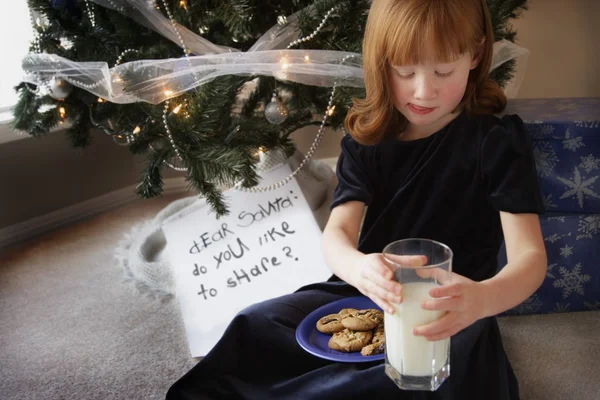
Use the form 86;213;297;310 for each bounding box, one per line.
382;238;453;391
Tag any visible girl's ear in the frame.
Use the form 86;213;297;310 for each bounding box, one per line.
470;38;486;70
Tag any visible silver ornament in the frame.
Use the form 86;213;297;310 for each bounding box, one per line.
265;95;288;125
47;77;73;100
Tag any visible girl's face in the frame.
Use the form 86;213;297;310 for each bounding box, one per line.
388;52;480;135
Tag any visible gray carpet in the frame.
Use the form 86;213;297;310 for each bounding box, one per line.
1;193;599;400
0;194;198;400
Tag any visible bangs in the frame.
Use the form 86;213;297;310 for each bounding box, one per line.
384;1;478;66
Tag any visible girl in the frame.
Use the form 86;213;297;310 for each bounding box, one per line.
167;0;547;399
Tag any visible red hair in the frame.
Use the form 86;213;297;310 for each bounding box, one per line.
345;0;507;145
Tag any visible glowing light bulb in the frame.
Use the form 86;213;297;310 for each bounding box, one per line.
327;105;336;116
172;104;183;114
280;57;289;70
133;126;141;134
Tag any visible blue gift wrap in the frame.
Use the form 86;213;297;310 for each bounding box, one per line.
498;98;600;315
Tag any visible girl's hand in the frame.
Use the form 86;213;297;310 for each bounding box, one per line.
413;272;487;341
349;253;426;314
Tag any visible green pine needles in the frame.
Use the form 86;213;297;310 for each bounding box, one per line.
13;0;527;216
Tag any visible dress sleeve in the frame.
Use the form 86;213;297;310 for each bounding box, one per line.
480;114;545;214
330;134;374;209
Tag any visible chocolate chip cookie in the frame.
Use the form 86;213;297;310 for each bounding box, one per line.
342;309;383;331
328;328;373;352
372;321;385;344
360;341;385;356
316;313;345;334
338;308;358;317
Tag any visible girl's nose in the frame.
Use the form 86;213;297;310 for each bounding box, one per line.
414;76;437;101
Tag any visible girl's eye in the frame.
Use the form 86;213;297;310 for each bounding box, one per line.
396;72;414;79
435;70;454;78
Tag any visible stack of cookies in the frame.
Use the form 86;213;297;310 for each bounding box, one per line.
316;308;385;356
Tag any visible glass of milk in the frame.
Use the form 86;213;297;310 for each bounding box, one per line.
382;238;453;391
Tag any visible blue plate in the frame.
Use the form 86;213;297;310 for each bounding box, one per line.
295;296;385;363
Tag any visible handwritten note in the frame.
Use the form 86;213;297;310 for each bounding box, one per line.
162;164;332;357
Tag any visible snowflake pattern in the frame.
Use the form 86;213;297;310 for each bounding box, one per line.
527;123;556;139
584;301;600;311
533;142;559;178
542;194;557;209
554;303;571;313
575;120;600;129
544;233;571;244
562;129;585;151
577;215;600;240
506;101;600;315
552;263;591;298
557;167;600;208
579;154;600;173
559;245;573;258
548;216;566;222
513;294;543;315
546;263;557;279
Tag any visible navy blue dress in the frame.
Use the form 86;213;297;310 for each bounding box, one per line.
166;112;545;400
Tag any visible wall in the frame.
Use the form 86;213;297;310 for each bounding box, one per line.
0;131;176;228
512;0;600;98
1;0;599;231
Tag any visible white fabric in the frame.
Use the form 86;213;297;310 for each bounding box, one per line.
21;0;529;103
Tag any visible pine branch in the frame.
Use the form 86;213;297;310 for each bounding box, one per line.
11;85;59;136
215;1;255;39
136;147;168;198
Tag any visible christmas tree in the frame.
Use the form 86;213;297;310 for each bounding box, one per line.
13;0;527;216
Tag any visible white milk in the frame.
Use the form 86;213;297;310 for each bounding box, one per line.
385;282;449;377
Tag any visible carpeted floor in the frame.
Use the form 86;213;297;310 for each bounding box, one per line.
0;193;198;400
1;193;599;400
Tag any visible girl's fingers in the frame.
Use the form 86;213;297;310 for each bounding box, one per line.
369;293;395;314
416;266;453;283
369;258;393;280
423;322;462;342
414;312;456;337
364;278;397;306
421;296;462;312
384;254;428;268
429;283;463;298
368;267;403;297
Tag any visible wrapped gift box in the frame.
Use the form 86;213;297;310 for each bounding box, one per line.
498;98;600;315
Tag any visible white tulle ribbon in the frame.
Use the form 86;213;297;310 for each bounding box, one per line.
20;0;529;104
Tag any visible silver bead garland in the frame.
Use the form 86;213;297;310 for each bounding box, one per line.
25;2;101;94
106;0;126;12
161;0;193;58
26;1;346;192
25;8;46;95
84;0;96;28
162;101;187;171
157;1;345;194
286;7;336;50
235;54;355;193
236;6;345;193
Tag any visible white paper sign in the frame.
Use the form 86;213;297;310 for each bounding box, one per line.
162;164;332;357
